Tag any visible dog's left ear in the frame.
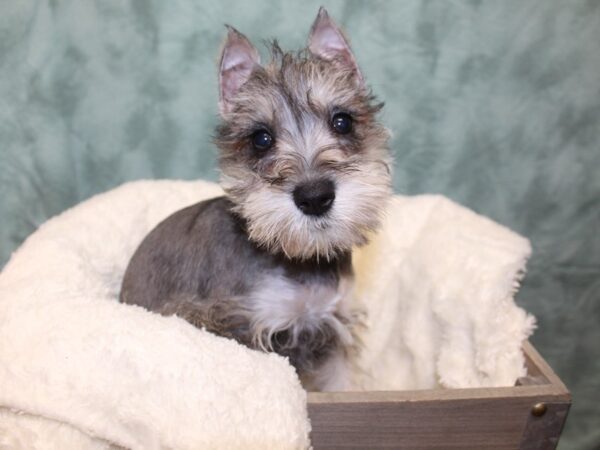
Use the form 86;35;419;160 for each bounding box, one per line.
308;7;363;84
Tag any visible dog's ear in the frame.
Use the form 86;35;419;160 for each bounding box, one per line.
219;26;260;115
308;7;363;84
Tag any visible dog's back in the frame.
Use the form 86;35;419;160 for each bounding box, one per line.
121;196;264;312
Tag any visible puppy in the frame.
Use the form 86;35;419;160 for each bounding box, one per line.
120;7;392;391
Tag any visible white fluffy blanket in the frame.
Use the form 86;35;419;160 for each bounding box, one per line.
0;180;535;449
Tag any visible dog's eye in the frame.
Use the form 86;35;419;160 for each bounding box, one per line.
331;113;353;135
252;130;274;152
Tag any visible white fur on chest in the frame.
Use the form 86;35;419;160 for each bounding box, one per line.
247;271;354;351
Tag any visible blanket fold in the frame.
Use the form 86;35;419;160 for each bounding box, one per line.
0;180;535;449
351;195;535;390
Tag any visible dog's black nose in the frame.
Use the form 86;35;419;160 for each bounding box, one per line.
293;179;336;216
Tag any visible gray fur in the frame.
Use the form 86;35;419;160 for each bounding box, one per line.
121;196;356;389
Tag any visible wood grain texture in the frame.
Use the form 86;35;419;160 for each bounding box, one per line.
307;341;571;449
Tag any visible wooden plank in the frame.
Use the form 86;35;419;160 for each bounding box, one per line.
309;396;534;449
307;342;571;449
522;341;569;395
308;383;565;404
519;342;563;387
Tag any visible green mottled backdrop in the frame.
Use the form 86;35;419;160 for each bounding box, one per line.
1;1;598;447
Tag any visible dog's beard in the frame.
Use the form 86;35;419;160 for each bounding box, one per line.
223;160;391;260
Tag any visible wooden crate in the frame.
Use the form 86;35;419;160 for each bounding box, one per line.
308;341;570;449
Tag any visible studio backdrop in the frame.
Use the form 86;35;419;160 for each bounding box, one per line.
0;1;598;449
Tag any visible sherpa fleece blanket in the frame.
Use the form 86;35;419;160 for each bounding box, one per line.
0;180;535;449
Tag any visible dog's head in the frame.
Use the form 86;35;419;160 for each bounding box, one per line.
214;8;392;260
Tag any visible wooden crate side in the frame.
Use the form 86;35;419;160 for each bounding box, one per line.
519;401;571;450
308;384;567;405
309;394;571;450
522;341;569;395
309;396;535;449
519;342;571;449
308;342;571;449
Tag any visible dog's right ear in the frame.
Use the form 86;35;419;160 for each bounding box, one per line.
308;7;363;85
218;26;260;115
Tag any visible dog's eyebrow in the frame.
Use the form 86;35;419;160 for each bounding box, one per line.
306;88;317;111
305;88;329;117
279;82;303;124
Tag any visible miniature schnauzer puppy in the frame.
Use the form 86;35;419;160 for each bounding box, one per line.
120;7;391;391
